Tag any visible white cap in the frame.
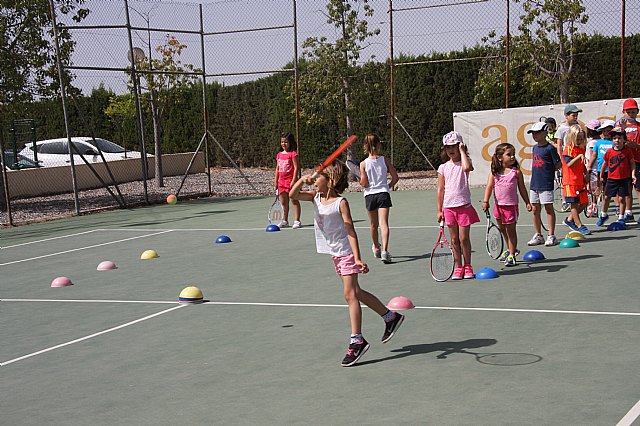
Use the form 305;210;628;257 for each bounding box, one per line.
443;131;463;145
597;119;616;131
527;122;548;134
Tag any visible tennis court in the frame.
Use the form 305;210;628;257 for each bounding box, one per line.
1;188;639;425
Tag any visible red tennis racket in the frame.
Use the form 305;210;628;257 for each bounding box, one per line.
311;135;358;178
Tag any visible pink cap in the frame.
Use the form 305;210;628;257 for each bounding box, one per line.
586;119;601;131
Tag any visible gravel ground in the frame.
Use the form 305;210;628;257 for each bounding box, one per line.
1;167;437;226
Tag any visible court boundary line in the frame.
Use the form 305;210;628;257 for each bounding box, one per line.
0;304;185;367
617;399;640;426
0;229;100;249
3;298;640;317
93;224;558;232
0;230;173;266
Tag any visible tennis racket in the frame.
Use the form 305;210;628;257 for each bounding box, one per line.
346;159;361;179
268;191;284;225
430;221;455;282
484;208;504;259
311;135;358;178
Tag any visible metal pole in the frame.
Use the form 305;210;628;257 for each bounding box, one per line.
505;0;510;108
0;125;13;225
124;0;149;203
293;0;301;154
199;3;212;196
48;0;81;215
620;0;625;98
389;0;395;163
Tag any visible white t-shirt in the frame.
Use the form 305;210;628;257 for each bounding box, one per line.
363;156;390;196
313;193;351;256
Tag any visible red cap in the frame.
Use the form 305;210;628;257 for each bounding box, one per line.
623;98;638;111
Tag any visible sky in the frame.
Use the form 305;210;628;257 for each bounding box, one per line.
57;0;639;95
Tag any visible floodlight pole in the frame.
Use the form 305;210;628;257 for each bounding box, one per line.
124;0;149;203
48;0;81;215
389;0;395;163
505;0;510;108
293;0;301;154
199;3;212;196
621;0;625;97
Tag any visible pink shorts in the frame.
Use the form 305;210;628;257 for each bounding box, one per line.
332;253;361;276
443;204;480;227
278;181;292;194
493;204;519;225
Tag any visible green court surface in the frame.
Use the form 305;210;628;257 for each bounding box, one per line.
1;189;639;425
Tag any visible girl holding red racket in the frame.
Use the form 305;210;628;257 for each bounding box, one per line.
274;132;302;228
290;160;404;367
436;131;480;280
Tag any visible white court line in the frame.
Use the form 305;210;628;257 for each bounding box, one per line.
3;299;640;317
0;229;100;249
617;399;640;426
0;304;185;367
0;230;173;266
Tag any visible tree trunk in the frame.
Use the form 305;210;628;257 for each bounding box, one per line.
343;77;355;162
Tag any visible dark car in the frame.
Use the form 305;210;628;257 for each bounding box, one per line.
3;151;41;170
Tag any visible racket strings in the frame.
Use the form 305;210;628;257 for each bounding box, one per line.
431;243;454;281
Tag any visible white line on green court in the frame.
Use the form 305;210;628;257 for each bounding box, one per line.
0;230;173;266
0;229;100;249
3;299;640;317
617;399;640;426
0;304;185;367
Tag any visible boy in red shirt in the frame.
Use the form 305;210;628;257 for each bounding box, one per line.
600;127;637;225
616;98;639;222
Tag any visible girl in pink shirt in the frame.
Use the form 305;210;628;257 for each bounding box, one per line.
274;133;301;228
437;131;480;280
481;143;532;267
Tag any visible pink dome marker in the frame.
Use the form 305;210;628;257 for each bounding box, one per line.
387;296;415;311
51;277;73;288
97;261;117;271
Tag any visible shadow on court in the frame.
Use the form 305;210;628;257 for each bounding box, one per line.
388;253;430;264
356;338;497;366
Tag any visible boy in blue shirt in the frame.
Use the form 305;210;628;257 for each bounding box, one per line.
527;122;561;246
587;120;616;226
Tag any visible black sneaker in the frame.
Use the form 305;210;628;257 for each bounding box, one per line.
341;339;370;367
381;313;405;344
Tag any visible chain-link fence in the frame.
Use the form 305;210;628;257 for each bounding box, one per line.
1;0;638;225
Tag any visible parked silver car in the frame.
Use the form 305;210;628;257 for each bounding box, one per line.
19;137;142;167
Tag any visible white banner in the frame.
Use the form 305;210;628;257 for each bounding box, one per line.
453;98;628;186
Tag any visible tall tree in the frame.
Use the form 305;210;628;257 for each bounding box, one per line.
131;35;197;187
474;0;588;106
0;0;89;105
293;0;379;159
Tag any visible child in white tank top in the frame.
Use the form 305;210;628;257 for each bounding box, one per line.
290;159;404;367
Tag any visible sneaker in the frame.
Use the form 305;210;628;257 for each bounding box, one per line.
452;265;464;280
545;235;558;246
381;251;392;264
341;338;370;367
618;218;626;225
625;212;635;223
463;264;475;279
382;313;404;343
596;214;609;227
578;225;591;235
292;220;302;229
279;220;289;228
372;245;381;258
527;233;545;246
498;249;520;262
563;217;579;231
504;255;516;267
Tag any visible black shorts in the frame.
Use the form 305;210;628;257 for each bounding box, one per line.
605;178;631;198
365;192;392;211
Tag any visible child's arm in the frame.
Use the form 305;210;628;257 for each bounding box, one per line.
436;173;445;223
563;151;585;168
359;162;369;188
292;154;301;182
340;198;369;274
289;175;316;202
587;147;598;171
481;172;494;212
516;168;533;212
459;144;473;172
385;157;399;189
599;161;607;186
274;162;279;191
